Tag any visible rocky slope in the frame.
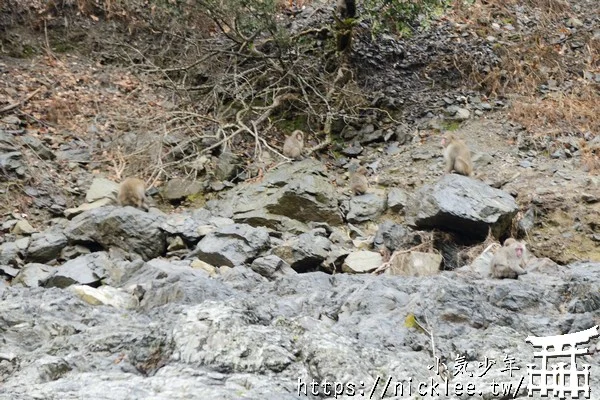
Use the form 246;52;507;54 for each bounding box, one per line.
1;159;600;399
1;0;599;398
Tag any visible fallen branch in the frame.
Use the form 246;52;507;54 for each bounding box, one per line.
0;87;43;114
372;242;433;274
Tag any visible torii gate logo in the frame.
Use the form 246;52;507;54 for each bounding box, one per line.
526;325;599;399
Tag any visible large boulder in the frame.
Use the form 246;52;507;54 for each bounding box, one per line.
210;159;343;230
272;231;332;273
405;174;519;239
64;206;167;260
26;231;68;263
188;224;271;267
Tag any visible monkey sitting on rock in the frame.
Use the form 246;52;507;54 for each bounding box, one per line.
118;177;149;211
283;130;304;160
441;132;473;177
490;238;528;279
349;166;368;195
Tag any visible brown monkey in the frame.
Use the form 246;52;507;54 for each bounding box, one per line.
441;132;473;176
337;0;356;18
118;177;149;211
490;238;528;279
283;130;304;160
349;166;368;195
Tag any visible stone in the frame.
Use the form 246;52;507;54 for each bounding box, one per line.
342;251;382;273
385;251;442;277
405;174;519;239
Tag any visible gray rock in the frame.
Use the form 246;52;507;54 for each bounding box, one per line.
1;218;17;231
519;160;534;168
342;251;382;273
551;149;566;159
341;143;363;156
471;151;493;168
26;232;68;263
0;129;19;151
405;174;519;239
0;264;19;278
64;206;167;260
64;198;115;219
124;258;235;308
395;124;413;145
26;356;71;383
518;207;535;235
385;251;442;276
272;232;332;272
446;106;470;120
215;152;241;181
218;264;268;291
21;136;56;161
384;142;403;155
581;193;599;203
346;193;386;223
188;224;270;267
161;178;206;201
410;148;434;160
70;285;138;309
13;263;54;287
167;235;187;252
172;303;296;373
0;151;26;176
85;177;120;203
340;126;358;140
0;237;29;266
1;115;21;125
212;159;343;229
11;220;36;235
42;252;110;288
60;244;91;260
250;255;296;279
161;209;217;243
359;129;386;144
373;220;420;251
387;188;409;213
0;259;600;399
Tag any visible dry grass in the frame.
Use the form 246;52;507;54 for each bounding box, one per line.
452;0;599;150
509;84;600;137
455;229;498;267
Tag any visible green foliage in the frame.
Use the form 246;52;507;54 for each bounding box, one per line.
441;120;461;131
362;0;450;36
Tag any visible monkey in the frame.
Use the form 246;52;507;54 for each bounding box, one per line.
337;0;356;18
490;238;528;279
349;166;368;195
283;130;304;160
441;132;473;177
117;177;149;211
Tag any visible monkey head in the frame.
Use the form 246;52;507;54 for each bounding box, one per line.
441;133;455;147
